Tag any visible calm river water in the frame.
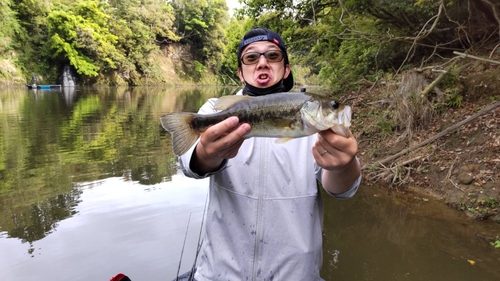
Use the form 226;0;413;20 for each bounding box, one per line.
0;86;499;281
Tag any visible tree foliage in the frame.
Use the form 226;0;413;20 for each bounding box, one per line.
2;0;499;89
238;0;500;93
219;18;254;84
107;0;180;82
10;0;53;79
46;1;117;76
45;0;180;80
6;0;230;84
7;0;185;84
0;0;21;55
170;0;228;76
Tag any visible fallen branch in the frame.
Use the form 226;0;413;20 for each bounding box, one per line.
366;99;388;105
369;155;424;184
363;100;500;170
420;65;452;98
453;51;500;65
399;155;425;166
490;43;500;58
444;160;456;180
449;179;465;193
420;60;472;98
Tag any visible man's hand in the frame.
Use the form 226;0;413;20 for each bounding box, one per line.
313;130;360;194
313;130;358;170
190;117;251;174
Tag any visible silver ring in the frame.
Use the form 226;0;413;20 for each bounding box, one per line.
320;150;328;156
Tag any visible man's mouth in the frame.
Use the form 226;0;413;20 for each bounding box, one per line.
256;73;271;84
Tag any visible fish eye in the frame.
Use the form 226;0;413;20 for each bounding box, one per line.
330;101;339;109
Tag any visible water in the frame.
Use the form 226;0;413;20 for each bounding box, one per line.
321;186;500;280
0;86;498;281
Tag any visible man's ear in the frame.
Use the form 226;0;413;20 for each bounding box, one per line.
238;68;245;83
283;64;291;79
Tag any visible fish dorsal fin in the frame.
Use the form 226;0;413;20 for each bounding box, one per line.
214;95;251;111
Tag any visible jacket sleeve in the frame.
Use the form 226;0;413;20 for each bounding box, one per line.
315;157;361;199
178;98;229;179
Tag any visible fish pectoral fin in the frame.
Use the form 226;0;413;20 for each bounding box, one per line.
275;137;293;144
214;95;251;111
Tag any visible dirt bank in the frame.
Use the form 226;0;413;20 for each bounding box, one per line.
353;61;500;225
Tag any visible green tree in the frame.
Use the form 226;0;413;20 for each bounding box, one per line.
200;0;229;74
0;0;21;55
219;17;253;84
13;0;66;81
10;0;181;84
46;1;122;77
171;0;229;78
107;0;180;84
240;0;500;92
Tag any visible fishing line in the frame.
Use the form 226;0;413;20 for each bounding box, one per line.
176;212;192;281
188;190;210;281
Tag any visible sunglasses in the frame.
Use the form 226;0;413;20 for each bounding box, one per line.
240;50;284;65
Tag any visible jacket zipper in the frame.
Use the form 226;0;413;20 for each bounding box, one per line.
252;139;267;281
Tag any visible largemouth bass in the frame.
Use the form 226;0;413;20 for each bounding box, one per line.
160;92;352;156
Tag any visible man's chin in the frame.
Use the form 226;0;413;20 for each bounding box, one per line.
254;81;273;88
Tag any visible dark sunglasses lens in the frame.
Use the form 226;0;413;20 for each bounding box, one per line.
265;51;282;62
241;51;284;65
242;53;260;64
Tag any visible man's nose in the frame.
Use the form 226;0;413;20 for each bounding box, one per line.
256;55;269;68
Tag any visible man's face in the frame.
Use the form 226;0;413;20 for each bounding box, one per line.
238;41;290;89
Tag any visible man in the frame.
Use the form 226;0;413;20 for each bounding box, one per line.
177;27;361;281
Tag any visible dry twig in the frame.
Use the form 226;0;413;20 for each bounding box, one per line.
364;101;500;170
396;0;445;74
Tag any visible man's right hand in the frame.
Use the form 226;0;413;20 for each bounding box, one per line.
190;116;251;174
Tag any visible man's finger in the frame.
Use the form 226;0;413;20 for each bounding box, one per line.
203;116;240;142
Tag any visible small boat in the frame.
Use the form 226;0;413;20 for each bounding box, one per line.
26;84;62;89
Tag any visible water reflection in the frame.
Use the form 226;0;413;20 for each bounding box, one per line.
0;86;499;281
3;190;81;244
62;86;76;106
0;175;209;281
0;86;233;244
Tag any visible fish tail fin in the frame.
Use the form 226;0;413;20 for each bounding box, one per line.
160;112;200;156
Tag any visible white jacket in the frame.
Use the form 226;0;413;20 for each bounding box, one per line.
179;94;361;281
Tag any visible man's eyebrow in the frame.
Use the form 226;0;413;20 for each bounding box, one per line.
244;44;280;52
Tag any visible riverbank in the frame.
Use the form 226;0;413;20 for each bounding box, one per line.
353;60;500;227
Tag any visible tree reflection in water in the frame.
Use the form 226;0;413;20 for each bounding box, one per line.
0;86;234;245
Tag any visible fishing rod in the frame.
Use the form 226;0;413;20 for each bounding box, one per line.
175;213;192;281
187;191;209;281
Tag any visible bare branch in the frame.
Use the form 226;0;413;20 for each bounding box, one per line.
480;0;500;39
396;0;445;74
364;100;500;170
490;43;500;58
453;51;500;64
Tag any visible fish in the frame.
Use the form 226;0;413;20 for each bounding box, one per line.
160;92;352;156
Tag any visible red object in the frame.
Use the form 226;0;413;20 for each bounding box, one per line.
110;273;131;281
